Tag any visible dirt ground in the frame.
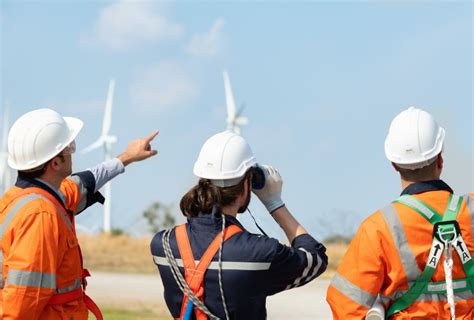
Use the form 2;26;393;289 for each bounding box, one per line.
86;271;333;319
78;233;346;274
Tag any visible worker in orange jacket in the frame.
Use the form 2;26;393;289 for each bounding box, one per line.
0;108;158;320
327;107;473;319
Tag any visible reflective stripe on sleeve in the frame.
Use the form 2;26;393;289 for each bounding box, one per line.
68;175;89;213
304;252;324;283
6;269;56;289
381;205;421;282
153;255;270;271
330;272;376;308
285;248;313;290
56;277;82;294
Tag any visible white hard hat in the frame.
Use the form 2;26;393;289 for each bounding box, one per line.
193;131;257;187
384;107;445;170
8;108;83;171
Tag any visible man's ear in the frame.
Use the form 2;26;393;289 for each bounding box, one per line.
48;156;62;171
437;153;444;169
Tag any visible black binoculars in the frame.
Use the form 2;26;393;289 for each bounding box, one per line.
251;166;265;190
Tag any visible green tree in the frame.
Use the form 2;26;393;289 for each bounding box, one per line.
143;201;176;233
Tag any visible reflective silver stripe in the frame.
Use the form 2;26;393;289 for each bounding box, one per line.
0;194;45;289
49;201;72;232
305;252;324;282
448;194;461;212
6;269;56;289
152;255;271;271
381;205;421;282
0;193;72;289
427;280;467;292
285;248;313;290
0;194;43;240
68;176;88;213
56;277;82;293
330;272;376;308
465;194;474;246
398;195;434;219
382;289;473;304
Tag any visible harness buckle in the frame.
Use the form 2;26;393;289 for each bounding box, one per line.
433;221;460;245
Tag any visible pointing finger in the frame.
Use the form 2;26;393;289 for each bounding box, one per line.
145;130;159;143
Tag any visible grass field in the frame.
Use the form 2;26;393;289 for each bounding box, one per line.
78;233;348;276
98;307;168;320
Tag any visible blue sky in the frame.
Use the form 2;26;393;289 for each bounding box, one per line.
1;1;472;239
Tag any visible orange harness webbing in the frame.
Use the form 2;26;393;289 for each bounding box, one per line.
1;187;103;320
47;268;103;320
175;224;242;320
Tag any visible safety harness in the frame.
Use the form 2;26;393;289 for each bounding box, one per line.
0;187;103;320
386;194;474;319
168;223;242;320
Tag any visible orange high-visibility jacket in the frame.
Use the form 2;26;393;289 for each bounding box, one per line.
327;182;474;319
0;176;94;320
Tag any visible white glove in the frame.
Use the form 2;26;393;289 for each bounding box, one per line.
252;165;285;213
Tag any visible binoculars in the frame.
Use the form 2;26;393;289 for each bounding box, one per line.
251;166;266;190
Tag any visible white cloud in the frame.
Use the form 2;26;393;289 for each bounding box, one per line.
129;61;198;113
81;1;184;51
186;18;225;57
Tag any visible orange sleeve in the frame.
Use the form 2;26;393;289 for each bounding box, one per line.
326;215;385;319
2;202;60;320
59;178;82;213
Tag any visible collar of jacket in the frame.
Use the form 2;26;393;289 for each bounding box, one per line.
187;206;246;233
400;179;453;196
15;176;69;213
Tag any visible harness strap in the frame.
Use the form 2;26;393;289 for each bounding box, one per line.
176;224;242;320
0;188;103;320
386;195;470;318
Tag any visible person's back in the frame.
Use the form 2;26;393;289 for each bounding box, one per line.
152;210;325;318
327;107;474;319
151;131;328;319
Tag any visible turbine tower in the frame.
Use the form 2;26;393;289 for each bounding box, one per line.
82;79;117;233
0;106;12;195
223;70;248;134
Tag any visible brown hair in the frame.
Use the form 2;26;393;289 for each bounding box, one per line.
180;170;252;217
17;154;65;179
396;156;439;182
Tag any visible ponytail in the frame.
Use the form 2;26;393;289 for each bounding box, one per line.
180;179;222;217
180;170;253;217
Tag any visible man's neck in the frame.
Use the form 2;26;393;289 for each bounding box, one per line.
38;174;63;190
400;176;440;191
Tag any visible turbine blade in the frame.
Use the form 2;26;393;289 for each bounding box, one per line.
102;79;115;136
235;103;246;118
81;137;105;154
235;116;248;126
223;70;237;121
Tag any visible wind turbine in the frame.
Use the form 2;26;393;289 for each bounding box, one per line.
82;79;117;233
223;70;248;134
0;106;12;195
